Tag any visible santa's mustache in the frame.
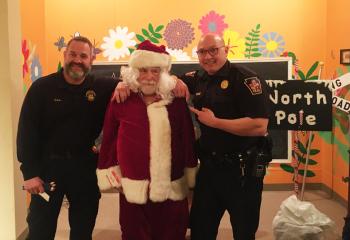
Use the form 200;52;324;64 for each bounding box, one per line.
139;80;156;86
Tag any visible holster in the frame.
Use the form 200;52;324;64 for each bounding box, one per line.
250;135;273;178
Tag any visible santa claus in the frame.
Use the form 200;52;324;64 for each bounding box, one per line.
96;40;198;240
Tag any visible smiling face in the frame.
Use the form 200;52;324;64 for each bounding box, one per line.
197;34;228;75
137;67;161;95
63;39;94;84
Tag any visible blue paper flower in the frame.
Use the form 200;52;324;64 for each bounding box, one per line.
259;32;285;58
30;56;42;82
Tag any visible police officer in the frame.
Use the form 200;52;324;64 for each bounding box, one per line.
17;36;117;240
182;33;271;240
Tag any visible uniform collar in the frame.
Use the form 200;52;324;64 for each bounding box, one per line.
57;68;94;90
202;60;230;80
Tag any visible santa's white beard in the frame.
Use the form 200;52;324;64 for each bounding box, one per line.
139;81;158;96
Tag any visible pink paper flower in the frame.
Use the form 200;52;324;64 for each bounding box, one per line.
164;19;195;50
198;11;228;36
22;40;29;78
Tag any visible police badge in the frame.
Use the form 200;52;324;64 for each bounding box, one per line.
220;80;229;89
85;90;96;102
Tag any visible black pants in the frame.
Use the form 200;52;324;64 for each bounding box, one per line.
190;159;264;240
26;170;100;240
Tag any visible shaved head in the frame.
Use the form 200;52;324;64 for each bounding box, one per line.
196;33;228;75
198;33;225;48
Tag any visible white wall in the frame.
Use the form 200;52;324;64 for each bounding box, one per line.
0;0;27;238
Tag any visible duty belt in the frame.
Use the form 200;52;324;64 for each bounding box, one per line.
199;149;259;179
200;151;243;164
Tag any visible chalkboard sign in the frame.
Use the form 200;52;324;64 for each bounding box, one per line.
92;58;292;162
267;80;332;130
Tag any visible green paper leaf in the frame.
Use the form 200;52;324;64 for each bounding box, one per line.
305;159;317;165
307;75;319;80
251;52;262;57
248;32;259;37
155;25;164;32
298;141;307;154
128;48;135;54
287;52;297;64
142;28;150;38
149;36;159;43
153;32;162;38
280;163;294;174
309;149;320;155
305;133;315;148
57;62;62;71
136;34;145;42
298;70;306;80
295;152;317;165
298;169;315;177
148;23;155;34
306;61;319;79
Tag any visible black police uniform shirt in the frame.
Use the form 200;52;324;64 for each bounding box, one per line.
182;60;270;153
17;69;117;180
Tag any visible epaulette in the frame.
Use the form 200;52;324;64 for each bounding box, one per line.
185;71;196;77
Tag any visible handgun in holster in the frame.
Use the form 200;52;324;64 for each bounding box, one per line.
251;135;273;178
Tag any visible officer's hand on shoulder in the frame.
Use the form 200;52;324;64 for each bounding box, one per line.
172;76;190;101
112;81;130;103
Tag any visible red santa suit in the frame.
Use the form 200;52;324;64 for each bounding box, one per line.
97;91;198;239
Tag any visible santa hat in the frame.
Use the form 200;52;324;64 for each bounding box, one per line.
129;40;171;70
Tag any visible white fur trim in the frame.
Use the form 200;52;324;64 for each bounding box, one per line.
169;175;189;201
121;178;149;204
147;101;172;202
185;166;198;188
120;176;190;204
129;50;171;70
96;165;122;191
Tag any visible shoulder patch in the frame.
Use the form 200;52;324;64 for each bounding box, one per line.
244;77;262;95
185;71;196;77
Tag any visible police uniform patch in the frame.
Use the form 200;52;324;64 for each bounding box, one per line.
185;71;196;77
85;90;96;102
244;77;262;95
220;80;229;89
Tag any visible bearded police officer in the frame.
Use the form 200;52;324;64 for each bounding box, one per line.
17;36;117;240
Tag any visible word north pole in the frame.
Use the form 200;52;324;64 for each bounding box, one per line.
266;80;332;131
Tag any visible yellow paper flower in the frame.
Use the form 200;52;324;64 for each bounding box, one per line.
223;30;245;59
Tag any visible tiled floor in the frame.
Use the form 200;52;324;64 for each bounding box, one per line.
55;190;345;239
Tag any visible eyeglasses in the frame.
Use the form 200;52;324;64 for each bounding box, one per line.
196;46;225;57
